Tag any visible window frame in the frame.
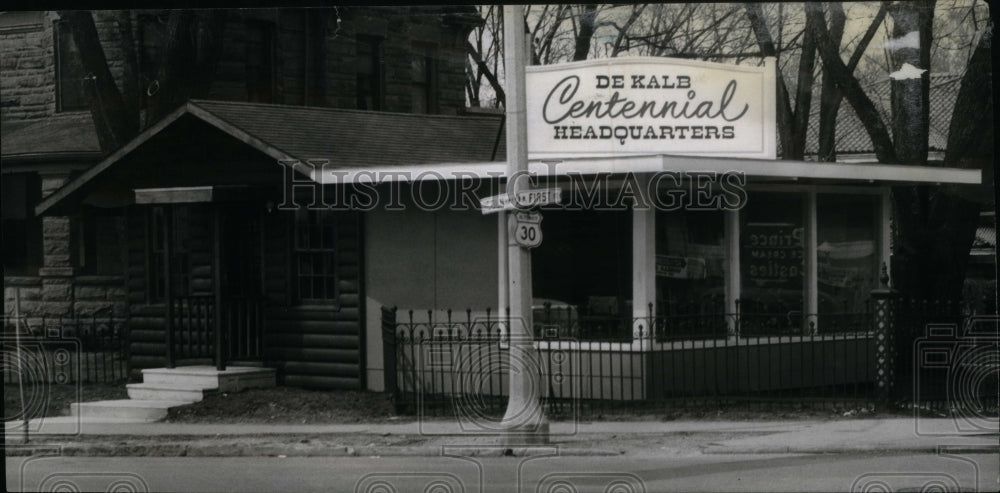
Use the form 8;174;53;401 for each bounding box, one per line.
290;209;339;308
54;19;89;113
355;34;385;111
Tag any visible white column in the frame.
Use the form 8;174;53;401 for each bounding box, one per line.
805;190;818;334
632;175;656;345
725;209;741;336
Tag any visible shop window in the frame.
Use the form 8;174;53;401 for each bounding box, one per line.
55;20;88;112
655;209;727;339
531;208;632;340
410;47;438;114
1;173;42;276
817;194;879;331
356;35;384;111
292;209;338;305
739;193;805;335
147;207;192;302
245;20;276;103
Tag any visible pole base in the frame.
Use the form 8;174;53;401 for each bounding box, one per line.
500;417;550;446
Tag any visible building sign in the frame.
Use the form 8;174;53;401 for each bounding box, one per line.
742;223;803;287
655;255;707;279
525;57;776;159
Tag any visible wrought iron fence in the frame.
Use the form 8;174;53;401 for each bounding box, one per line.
3;312;129;385
382;296;998;417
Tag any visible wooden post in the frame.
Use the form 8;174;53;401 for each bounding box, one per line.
501;4;548;445
164;206;175;368
214;206;225;371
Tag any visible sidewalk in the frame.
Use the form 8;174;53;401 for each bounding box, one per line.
5;417;997;457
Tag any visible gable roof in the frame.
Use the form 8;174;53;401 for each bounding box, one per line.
36;100;506;215
186;99;506;168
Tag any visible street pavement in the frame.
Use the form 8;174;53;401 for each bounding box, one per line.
7;452;1000;492
4;416;998;456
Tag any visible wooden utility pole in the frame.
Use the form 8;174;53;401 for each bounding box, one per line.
500;4;548;444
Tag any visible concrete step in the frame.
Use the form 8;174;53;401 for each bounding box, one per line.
71;399;192;421
141;366;276;392
126;383;216;403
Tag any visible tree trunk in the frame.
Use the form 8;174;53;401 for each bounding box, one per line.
892;20;991;302
806;3;896;163
817;3;846;162
788;12;817;160
573;4;597;61
743;3;795;160
59;10;137;152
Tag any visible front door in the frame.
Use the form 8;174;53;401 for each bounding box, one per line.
219;205;264;363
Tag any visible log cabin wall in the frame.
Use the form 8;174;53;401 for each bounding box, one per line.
261;209;365;390
125;204;215;372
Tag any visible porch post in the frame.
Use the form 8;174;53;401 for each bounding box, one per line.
164;206;175;368
213;206;225;371
632;175;655;344
805;190;818;334
725;209;740;336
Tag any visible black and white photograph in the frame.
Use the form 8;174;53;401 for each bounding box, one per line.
2;3;997;492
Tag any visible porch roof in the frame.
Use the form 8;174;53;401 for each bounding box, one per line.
309;153;981;186
36;99;506;215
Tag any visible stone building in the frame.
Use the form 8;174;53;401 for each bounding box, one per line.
2;7;481;326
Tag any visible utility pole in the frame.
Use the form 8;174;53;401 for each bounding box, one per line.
500;4;548;445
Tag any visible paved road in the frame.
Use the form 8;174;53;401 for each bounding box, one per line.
8;452;998;492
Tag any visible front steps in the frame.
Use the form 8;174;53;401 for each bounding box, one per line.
71;366;276;422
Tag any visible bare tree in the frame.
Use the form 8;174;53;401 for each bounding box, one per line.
59;10;229;152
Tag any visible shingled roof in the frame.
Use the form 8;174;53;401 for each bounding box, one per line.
36;99;507;215
187;99;506;166
0;112;102;163
800;74;961;158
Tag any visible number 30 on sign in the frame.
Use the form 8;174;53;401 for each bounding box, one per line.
509;211;543;248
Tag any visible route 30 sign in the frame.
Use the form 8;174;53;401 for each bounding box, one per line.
509;211;543;248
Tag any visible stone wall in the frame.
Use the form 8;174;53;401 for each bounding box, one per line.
0;11;126;121
3;173;128;324
1;8;474;121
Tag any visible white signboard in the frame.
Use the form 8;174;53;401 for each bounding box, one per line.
525;56;776;159
510;211;543;248
480;188;562;214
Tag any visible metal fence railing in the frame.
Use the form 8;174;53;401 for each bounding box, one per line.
382;296;998;417
3;312;129;385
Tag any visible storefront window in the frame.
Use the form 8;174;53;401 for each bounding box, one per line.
531;207;632;341
655;209;727;338
740;193;804;335
817;194;879;332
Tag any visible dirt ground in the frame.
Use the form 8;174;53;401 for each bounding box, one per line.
165;387;400;424
6;383;910;425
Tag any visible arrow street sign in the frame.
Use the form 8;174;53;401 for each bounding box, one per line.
480;188;562;214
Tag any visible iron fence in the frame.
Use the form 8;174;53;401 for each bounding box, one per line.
382;296;998;417
3;312;129;385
